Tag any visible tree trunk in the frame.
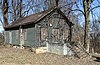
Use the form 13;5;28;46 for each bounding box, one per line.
83;0;91;53
2;0;9;27
12;0;17;21
19;0;22;17
84;14;90;52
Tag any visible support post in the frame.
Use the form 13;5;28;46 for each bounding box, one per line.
63;43;67;55
19;26;24;49
46;40;49;52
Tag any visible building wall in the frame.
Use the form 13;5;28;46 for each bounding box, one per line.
24;27;39;47
5;30;19;45
12;30;19;45
5;31;10;43
5;27;41;47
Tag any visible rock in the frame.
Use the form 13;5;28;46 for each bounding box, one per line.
30;47;36;53
36;47;47;54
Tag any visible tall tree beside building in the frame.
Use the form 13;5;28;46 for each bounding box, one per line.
2;0;9;27
11;0;23;21
83;0;91;52
19;0;22;17
68;0;100;52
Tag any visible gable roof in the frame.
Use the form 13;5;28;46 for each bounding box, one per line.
5;7;73;30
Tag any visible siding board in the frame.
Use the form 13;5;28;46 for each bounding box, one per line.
24;28;36;47
12;30;19;45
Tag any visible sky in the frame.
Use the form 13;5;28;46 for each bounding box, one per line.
0;0;100;32
0;9;3;32
72;0;100;26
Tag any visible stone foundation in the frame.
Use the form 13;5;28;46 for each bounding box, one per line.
46;42;74;56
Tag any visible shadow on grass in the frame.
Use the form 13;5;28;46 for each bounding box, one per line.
92;56;100;62
94;59;100;62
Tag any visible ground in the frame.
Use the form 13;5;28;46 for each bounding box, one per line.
0;45;100;65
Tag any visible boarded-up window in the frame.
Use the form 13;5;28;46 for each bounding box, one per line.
48;18;59;27
59;19;65;26
41;28;48;40
63;29;68;41
52;29;60;43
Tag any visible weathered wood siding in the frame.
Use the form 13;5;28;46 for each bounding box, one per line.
5;31;9;43
24;27;38;47
12;30;19;45
24;27;40;47
5;30;19;45
35;11;70;45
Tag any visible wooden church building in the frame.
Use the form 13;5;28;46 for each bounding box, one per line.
4;1;74;55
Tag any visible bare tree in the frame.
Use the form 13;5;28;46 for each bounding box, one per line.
2;0;9;27
10;0;23;21
67;0;100;52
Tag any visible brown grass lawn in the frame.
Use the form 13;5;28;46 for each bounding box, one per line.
0;45;100;65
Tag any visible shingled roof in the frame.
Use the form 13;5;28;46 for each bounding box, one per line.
5;7;73;30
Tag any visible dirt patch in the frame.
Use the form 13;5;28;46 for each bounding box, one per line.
0;46;100;65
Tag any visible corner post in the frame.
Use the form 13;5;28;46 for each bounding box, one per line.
19;26;24;49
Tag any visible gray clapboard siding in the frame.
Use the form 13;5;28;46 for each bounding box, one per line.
24;26;41;47
12;30;19;45
5;31;9;43
24;27;36;47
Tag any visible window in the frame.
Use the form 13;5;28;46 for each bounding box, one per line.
41;28;48;40
24;29;27;40
59;19;65;26
52;29;60;43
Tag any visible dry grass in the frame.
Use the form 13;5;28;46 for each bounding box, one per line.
0;46;100;65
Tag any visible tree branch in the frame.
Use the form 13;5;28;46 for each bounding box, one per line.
68;9;85;17
0;18;4;27
97;0;100;4
89;5;100;12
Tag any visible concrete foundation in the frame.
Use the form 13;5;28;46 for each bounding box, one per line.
46;42;74;56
